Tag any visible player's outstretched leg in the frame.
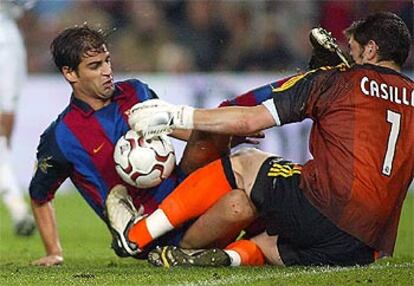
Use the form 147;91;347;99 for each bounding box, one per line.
148;246;231;268
106;185;143;256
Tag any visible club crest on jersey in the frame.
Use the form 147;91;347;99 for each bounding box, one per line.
36;156;53;174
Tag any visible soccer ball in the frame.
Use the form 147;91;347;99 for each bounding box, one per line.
114;130;176;189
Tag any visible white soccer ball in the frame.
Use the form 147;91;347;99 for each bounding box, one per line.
114;130;176;189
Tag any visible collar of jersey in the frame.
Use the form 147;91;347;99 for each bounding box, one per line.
362;64;413;82
70;84;126;117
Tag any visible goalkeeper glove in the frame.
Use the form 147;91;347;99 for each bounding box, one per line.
128;99;194;138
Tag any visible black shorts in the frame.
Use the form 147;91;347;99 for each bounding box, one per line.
250;157;375;267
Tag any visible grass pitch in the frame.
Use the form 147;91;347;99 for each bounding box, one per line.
0;191;413;286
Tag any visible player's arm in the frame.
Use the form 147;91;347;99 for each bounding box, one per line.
130;100;276;137
169;129;192;142
189;70;333;134
130;67;337;138
192;105;276;135
31;201;63;266
193;74;298;134
29;129;70;266
128;78;287;138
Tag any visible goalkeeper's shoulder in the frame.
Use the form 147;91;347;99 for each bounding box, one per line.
310;62;351;73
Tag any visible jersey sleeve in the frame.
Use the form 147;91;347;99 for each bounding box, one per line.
148;88;159;99
218;75;298;107
262;67;344;125
29;125;71;204
127;79;159;101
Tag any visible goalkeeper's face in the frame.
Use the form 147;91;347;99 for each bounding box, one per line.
348;35;376;65
74;45;115;100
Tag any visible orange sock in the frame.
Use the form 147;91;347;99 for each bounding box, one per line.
128;157;237;249
225;240;265;266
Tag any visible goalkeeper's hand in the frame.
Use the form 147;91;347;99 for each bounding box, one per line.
128;99;194;138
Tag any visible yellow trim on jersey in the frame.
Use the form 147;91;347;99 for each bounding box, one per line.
270;63;348;93
267;162;302;178
270;73;307;93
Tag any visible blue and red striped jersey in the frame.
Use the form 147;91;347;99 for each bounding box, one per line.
219;75;295;107
29;79;185;222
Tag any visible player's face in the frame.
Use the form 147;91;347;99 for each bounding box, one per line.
348;35;367;65
75;45;115;100
348;36;378;65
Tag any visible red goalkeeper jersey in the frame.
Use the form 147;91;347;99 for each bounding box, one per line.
263;64;414;255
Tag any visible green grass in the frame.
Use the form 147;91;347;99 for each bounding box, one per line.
0;191;413;286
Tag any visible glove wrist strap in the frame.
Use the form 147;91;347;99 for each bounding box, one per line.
174;106;194;129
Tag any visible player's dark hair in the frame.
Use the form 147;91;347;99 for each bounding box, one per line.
50;25;107;72
345;12;411;67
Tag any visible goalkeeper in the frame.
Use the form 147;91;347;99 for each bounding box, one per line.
108;12;413;267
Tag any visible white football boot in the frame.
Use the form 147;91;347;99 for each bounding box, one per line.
106;185;144;256
310;27;351;67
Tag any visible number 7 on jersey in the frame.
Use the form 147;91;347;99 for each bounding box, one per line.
382;110;401;176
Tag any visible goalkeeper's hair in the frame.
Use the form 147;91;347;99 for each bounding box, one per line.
50;24;108;72
344;12;411;67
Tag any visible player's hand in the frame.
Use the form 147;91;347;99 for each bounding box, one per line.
128;99;174;137
31;254;63;266
128;99;194;138
231;131;265;148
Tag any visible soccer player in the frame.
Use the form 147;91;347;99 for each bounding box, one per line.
0;0;36;236
110;12;413;267
29;24;262;266
29;25;196;266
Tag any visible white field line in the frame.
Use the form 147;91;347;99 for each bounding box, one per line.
167;262;414;286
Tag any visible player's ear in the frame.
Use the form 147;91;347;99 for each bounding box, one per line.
365;40;379;61
62;66;78;83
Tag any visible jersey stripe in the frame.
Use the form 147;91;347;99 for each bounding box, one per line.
220;76;295;107
95;103;129;145
117;81;140;122
55;122;107;208
62;110;122;193
116;80;155;122
72;170;105;218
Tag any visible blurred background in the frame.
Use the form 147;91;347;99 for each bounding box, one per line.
1;0;413;189
19;0;414;73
